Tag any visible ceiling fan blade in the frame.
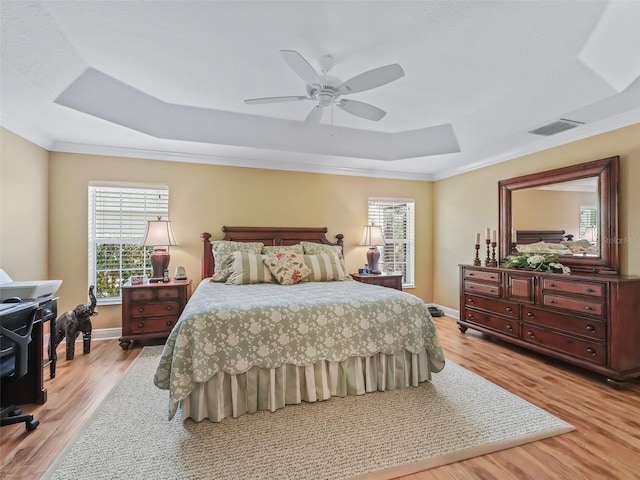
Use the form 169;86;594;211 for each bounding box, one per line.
338;64;405;95
244;96;308;104
304;105;323;124
337;99;386;121
280;50;322;86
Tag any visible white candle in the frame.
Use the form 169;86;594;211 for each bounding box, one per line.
512;229;517;243
475;232;480;245
491;230;496;242
485;228;490;240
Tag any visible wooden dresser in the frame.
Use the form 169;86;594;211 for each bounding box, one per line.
119;280;191;350
458;265;640;385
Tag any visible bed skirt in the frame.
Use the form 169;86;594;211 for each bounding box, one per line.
181;348;435;422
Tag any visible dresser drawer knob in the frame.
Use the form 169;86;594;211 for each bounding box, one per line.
527;331;535;338
166;320;173;326
527;311;534;318
549;300;556;305
550;283;557;287
467;298;475;304
166;305;173;311
468;314;475;320
586;347;596;356
137;307;145;313
490;289;496;293
505;307;512;313
468;272;475;276
586;325;596;332
506;324;513;331
137;322;144;328
585;306;593;311
586;288;595;293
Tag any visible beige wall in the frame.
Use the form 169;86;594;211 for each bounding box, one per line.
0;128;49;281
48;152;434;329
433;122;640;310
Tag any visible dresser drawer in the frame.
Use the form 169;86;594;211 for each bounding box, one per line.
464;281;501;297
129;301;180;317
464;269;500;283
543;294;604;317
156;287;180;299
463;309;518;337
542;278;605;298
522;324;606;365
129;289;156;301
523;306;606;341
463;295;518;318
130;316;177;334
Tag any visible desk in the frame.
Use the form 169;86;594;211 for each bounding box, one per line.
1;297;57;405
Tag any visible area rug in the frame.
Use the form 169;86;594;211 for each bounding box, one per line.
43;346;574;480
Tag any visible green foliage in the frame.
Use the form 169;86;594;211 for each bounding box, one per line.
95;244;151;298
501;253;570;274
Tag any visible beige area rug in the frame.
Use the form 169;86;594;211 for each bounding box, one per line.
43;346;574;480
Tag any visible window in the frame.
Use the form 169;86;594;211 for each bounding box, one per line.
578;205;597;240
88;184;169;302
367;198;415;287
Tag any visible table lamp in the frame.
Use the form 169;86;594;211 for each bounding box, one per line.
141;217;178;282
359;224;385;274
582;225;597;244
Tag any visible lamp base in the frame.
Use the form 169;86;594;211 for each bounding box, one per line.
366;247;381;275
149;247;170;283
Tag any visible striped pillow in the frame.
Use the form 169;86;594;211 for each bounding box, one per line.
226;252;275;285
303;253;348;281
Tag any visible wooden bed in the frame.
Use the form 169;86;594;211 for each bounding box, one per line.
154;226;445;422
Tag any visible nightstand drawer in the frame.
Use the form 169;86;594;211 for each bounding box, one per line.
130;316;177;334
157;287;180;299
129;301;180;317
130;289;156;301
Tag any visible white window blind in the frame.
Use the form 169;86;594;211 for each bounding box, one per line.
578;205;597;238
88;185;169;302
367;198;415;287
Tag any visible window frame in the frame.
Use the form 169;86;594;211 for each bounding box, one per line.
88;182;170;304
367;197;415;288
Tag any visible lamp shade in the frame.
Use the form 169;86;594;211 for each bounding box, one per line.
582;226;597;243
141;218;178;247
359;225;385;247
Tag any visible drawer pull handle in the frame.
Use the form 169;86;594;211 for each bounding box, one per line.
490;289;496;293
549;300;556;305
490;275;497;279
506;324;513;331
469;272;474;276
166;306;173;311
586;288;595;293
527;311;534;318
585;306;593;311
527;331;535;338
137;307;145;312
467;298;475;304
137;322;144;328
586;325;595;332
468;314;474;320
550;283;557;287
166;320;172;326
586;347;596;356
505;307;512;313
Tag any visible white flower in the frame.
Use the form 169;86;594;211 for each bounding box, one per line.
527;254;545;266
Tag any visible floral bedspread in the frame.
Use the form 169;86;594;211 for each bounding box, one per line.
154;280;446;418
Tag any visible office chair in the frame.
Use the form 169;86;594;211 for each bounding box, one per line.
1;300;40;431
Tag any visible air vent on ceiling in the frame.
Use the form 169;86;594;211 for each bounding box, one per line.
529;119;585;136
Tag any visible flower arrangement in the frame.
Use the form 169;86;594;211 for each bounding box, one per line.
501;253;571;274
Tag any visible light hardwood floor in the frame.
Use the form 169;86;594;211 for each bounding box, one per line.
1;317;639;479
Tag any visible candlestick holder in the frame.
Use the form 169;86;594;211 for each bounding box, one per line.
473;244;481;266
487;241;498;267
484;239;491;266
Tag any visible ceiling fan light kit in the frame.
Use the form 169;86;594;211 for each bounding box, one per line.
245;50;405;124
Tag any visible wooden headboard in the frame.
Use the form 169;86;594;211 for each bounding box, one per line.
201;226;344;280
515;229;573;244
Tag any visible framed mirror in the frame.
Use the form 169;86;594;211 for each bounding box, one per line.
499;156;619;274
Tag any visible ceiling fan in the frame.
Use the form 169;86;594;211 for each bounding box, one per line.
244;50;405;124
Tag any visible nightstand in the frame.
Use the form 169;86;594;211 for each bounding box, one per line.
351;273;403;291
119;280;191;350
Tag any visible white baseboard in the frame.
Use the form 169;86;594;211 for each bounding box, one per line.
45;327;122;345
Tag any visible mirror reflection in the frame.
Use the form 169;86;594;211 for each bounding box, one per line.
512;177;599;257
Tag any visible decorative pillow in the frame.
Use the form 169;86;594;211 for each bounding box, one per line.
303;253;349;282
211;241;264;282
562;239;597;254
300;241;347;272
515;241;548;253
261;244;304;255
263;252;312;285
226;252;275;285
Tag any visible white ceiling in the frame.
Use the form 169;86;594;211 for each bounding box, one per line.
2;1;639;181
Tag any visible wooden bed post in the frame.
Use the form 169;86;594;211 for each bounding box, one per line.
201;232;214;280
